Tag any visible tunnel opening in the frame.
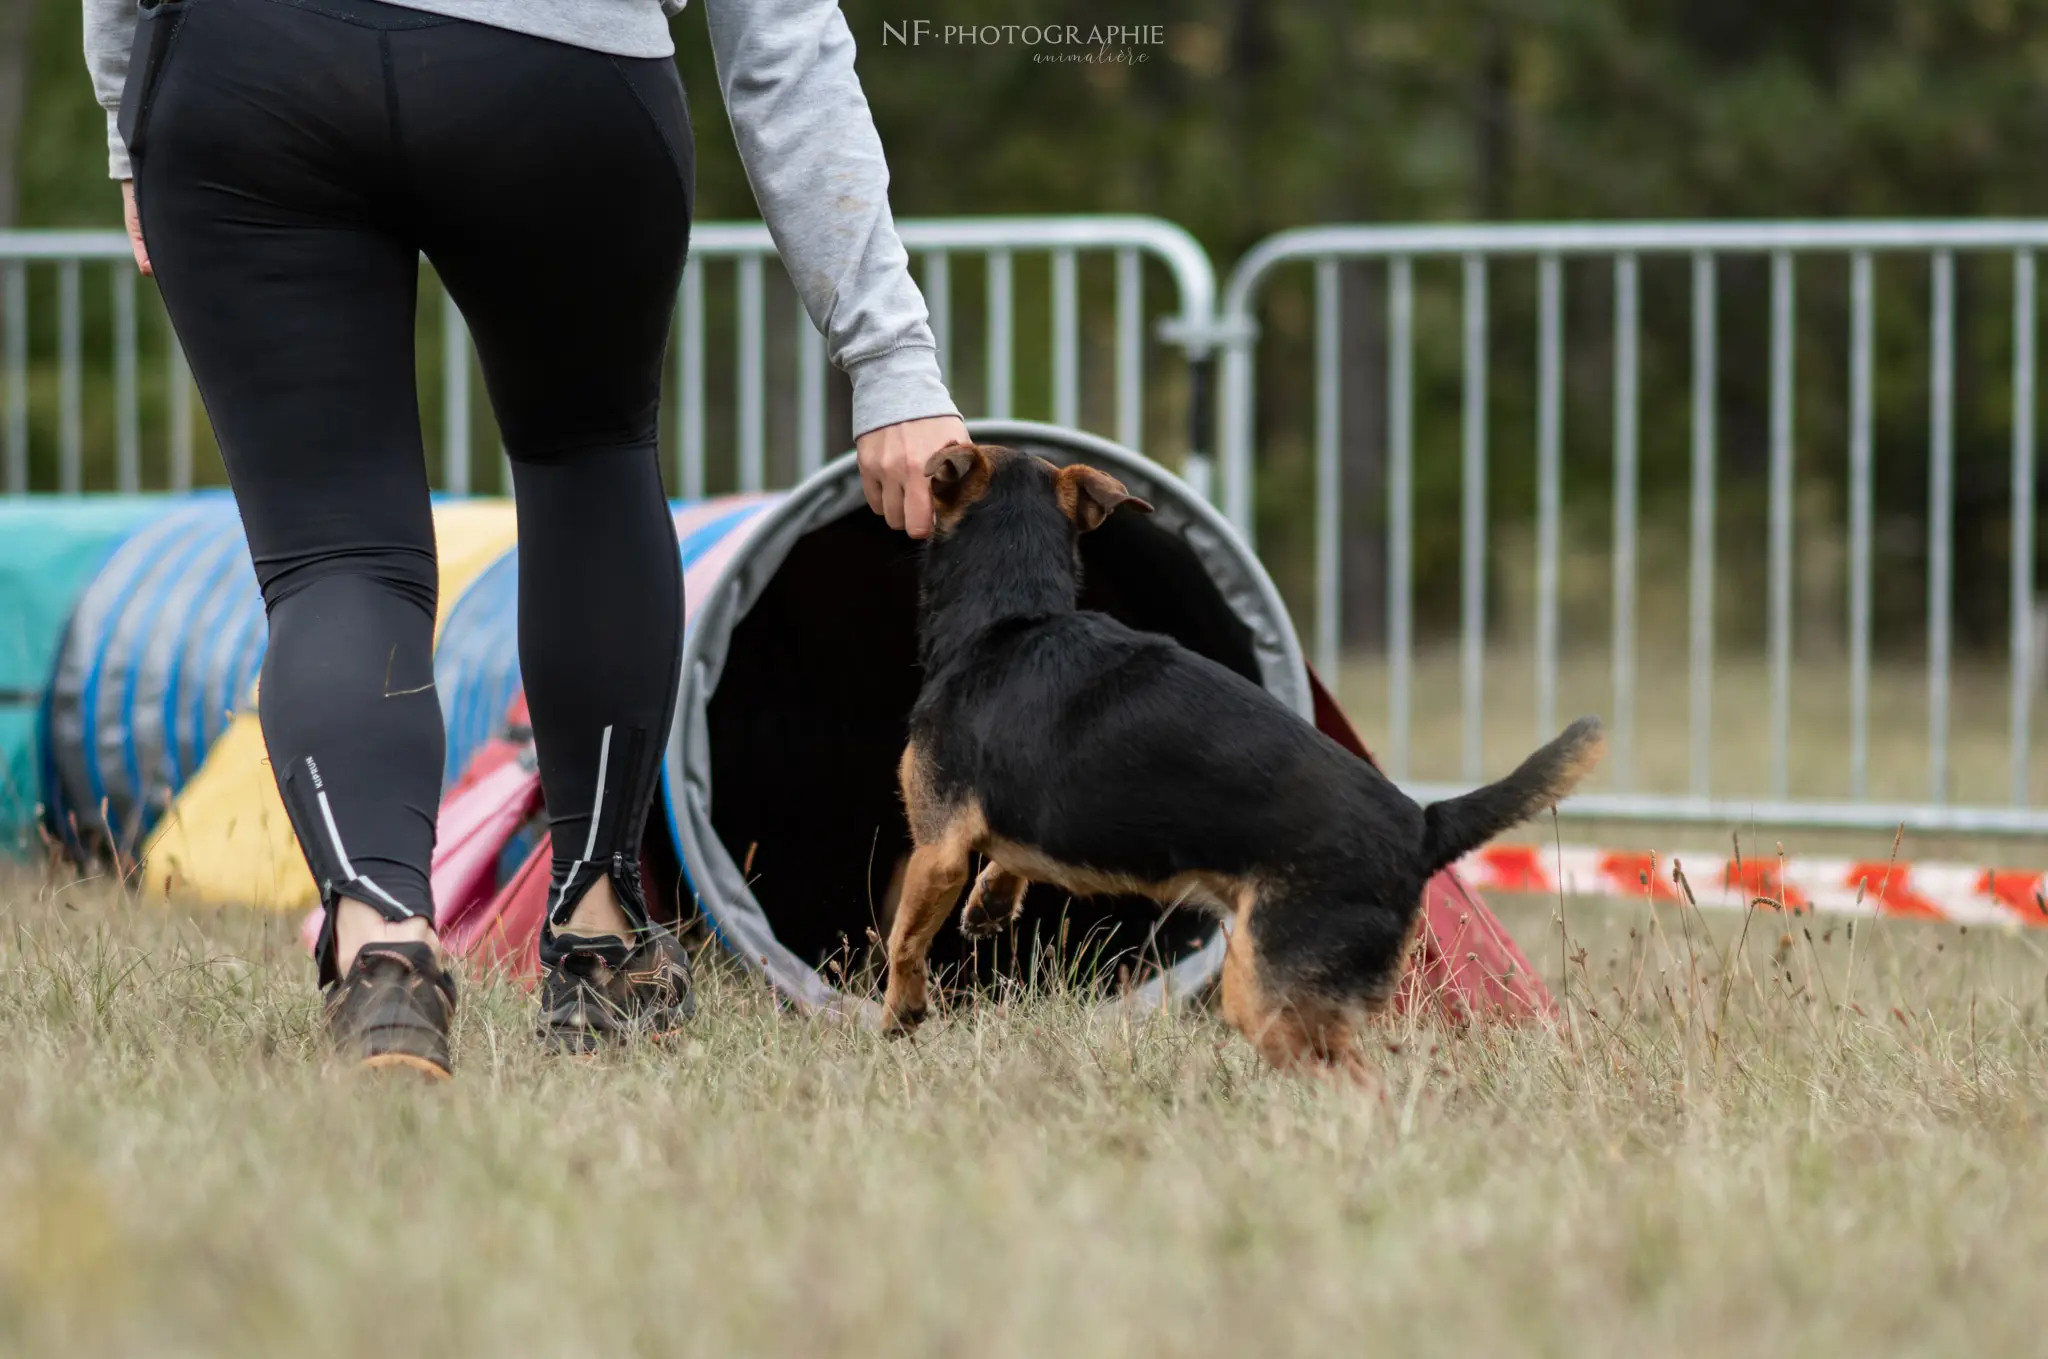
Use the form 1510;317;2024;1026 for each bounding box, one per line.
703;503;1263;998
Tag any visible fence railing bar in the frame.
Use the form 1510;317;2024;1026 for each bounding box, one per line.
119;277;145;489
1849;251;1875;800
1768;250;1795;800
1312;259;1340;685
1460;254;1488;783
737;255;765;493
1221;330;1254;539
986;250;1014;419
0;230;209;260
440;291;470;495
1611;253;1639;792
1689;252;1717;797
1388;257;1415;780
1115;248;1142;451
59;259;80;494
895;214;1216;335
679;256;705;501
2012;250;2037;808
1536;252;1563;744
1397;782;2048;838
1223;221;2048;286
922;251;951;383
113;267;139;494
797;299;827;479
4;262;23;495
1052;249;1080;428
1929;250;1955;804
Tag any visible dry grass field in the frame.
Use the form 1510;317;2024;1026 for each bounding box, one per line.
4;855;2048;1358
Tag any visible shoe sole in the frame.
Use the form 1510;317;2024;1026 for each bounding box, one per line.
357;1051;453;1081
542;1021;690;1056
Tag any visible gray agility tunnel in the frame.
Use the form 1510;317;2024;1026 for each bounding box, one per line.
662;420;1311;1013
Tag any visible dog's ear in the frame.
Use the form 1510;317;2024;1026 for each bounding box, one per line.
924;442;991;510
1057;464;1154;533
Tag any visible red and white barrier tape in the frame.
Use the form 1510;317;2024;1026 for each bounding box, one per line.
1458;844;2048;929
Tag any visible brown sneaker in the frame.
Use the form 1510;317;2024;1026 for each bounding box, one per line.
323;941;457;1079
538;925;695;1054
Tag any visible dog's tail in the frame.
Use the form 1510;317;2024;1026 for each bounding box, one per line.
1417;717;1605;878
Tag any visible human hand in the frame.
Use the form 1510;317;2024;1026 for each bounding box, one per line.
855;414;972;539
121;180;151;276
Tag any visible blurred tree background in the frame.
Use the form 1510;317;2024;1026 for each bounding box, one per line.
7;0;2047;657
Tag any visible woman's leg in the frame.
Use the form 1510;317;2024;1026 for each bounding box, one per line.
135;0;694;1053
131;0;447;988
401;31;694;944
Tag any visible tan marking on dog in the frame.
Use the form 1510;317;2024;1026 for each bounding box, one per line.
923;442;998;532
979;835;1245;918
1547;727;1607;802
1380;895;1435;1015
885;739;987;1032
1052;463;1153;533
1218;898;1378;1085
1507;720;1607;824
896;740;962;847
1052;466;1081;524
879;833;976;1033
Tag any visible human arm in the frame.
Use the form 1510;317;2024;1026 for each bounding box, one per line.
83;0;151;272
83;0;139;180
700;0;964;535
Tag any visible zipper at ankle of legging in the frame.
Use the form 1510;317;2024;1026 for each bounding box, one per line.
283;755;427;986
546;725;655;932
545;852;652;934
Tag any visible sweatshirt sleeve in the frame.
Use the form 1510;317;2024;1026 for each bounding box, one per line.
84;0;141;179
701;0;959;439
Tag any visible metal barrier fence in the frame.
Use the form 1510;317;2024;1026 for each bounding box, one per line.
7;216;2047;837
0;215;1219;499
0;231;181;494
1219;222;2048;835
660;216;1221;499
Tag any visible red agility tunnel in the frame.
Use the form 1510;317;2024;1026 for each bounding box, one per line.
416;421;1552;1025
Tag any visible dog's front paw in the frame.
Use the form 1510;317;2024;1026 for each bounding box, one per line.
960;863;1027;939
959;904;1006;939
880;976;929;1036
879;997;928;1037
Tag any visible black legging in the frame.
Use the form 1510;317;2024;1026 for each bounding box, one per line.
126;0;692;973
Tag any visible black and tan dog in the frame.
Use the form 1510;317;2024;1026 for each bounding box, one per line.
885;443;1603;1077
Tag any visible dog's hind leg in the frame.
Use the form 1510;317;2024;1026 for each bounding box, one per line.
1219;897;1379;1088
960;861;1030;939
881;838;974;1034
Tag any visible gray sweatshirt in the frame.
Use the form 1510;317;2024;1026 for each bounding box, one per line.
82;0;958;438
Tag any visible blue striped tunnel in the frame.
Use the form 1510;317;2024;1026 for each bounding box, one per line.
42;496;264;847
44;501;531;848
